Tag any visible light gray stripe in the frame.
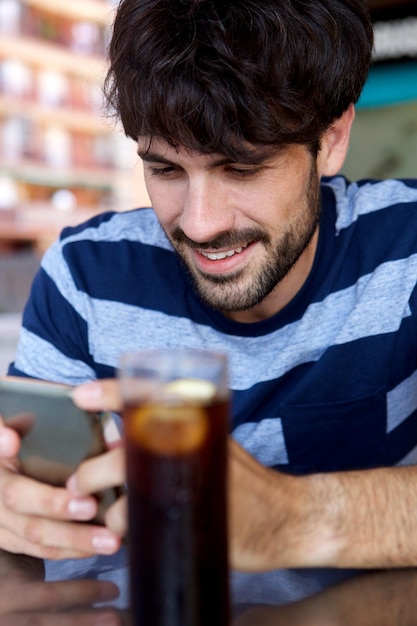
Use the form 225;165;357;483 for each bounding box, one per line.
88;255;417;390
232;418;289;466
325;177;417;232
14;329;96;384
56;209;172;251
328;258;415;345
387;369;417;433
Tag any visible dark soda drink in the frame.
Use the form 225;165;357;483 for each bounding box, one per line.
125;384;230;626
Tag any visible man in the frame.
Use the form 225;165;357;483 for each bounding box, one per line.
1;0;417;603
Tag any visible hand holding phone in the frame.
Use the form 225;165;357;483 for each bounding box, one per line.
0;376;120;523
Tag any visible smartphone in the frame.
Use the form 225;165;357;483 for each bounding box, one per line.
0;376;120;524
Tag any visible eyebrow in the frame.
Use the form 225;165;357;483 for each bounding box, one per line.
137;150;267;168
137;151;175;164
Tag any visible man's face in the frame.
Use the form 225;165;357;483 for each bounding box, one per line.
139;137;321;320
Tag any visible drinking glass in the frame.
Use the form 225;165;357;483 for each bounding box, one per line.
119;349;230;626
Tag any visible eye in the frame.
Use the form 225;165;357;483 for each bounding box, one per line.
148;165;178;177
225;165;262;178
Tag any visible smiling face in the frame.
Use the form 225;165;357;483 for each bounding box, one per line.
140;139;320;320
138;110;353;322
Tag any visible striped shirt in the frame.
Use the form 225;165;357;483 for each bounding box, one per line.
8;175;417;601
10;175;417;473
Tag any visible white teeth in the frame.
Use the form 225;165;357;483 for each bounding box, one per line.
200;246;245;261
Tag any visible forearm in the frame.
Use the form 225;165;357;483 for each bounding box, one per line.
262;465;417;570
230;439;417;571
302;465;417;569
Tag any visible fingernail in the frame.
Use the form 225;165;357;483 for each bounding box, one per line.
92;531;120;554
0;430;12;455
98;582;120;602
68;498;97;519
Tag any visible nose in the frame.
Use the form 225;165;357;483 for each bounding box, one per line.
179;175;234;243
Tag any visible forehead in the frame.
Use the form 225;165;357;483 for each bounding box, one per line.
138;136;211;159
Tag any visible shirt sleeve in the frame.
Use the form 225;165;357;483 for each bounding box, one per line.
8;238;96;385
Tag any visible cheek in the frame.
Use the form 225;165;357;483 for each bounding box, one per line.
251;187;307;233
146;185;183;227
264;170;313;217
237;185;286;225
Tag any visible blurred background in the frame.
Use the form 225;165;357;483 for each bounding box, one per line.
0;0;417;373
0;0;151;372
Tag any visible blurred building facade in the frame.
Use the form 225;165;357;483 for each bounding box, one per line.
343;0;417;180
0;0;149;257
1;0;416;255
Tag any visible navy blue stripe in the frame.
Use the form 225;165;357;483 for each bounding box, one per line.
311;190;417;298
232;331;402;428
230;327;417;474
9;360;115;382
60;186;417;339
207;187;417;333
22;269;93;366
94;362;116;379
354;178;417;192
60;211;118;240
280;388;387;473
64;239;191;312
63;238;231;331
7;364;35;378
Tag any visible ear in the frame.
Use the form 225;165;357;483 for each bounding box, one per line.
317;104;355;177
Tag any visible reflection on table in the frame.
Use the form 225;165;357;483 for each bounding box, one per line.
1;549;417;625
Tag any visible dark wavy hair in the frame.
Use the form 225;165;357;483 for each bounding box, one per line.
104;0;374;160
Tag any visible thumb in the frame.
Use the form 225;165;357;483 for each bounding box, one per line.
0;415;21;458
72;379;123;412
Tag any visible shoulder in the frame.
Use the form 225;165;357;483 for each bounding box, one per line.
58;207;171;251
41;207;171;272
322;176;417;233
36;207;174;303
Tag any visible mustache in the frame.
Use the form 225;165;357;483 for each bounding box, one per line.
170;227;269;250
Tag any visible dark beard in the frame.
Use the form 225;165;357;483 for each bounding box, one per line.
167;163;321;313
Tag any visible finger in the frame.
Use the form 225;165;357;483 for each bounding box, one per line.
72;380;123;413
0;552;45;582
0;471;121;558
30;579;120;611
0;527;97;560
104;494;127;537
67;448;126;497
0;579;119;614
0;473;97;521
4;413;36;439
1;608;121;626
233;606;286;626
0;420;21;459
0;514;121;560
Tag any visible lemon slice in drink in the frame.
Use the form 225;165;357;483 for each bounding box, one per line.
163;378;217;404
127;401;208;455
